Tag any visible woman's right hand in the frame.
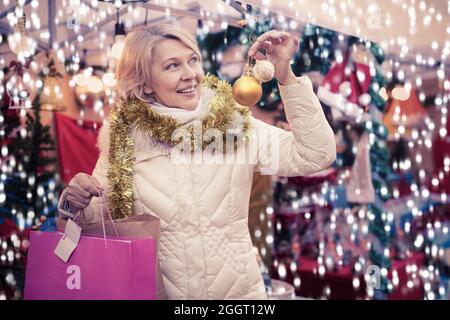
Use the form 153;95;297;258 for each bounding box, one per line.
66;173;103;213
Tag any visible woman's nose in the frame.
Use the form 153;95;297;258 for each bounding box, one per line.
181;65;196;80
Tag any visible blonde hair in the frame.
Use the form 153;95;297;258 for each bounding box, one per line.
115;23;202;103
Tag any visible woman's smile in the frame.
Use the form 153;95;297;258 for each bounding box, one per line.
176;84;198;98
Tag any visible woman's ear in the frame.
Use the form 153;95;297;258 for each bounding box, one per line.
143;84;153;95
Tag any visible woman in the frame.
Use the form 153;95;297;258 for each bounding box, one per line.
58;23;336;299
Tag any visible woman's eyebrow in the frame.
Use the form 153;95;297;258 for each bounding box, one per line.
162;52;197;64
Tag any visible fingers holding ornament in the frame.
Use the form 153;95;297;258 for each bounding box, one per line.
230;35;277;106
231;60;274;106
248;30;292;57
247;30;299;85
248;39;275;83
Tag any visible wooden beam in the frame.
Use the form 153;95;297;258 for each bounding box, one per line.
71;14;174;55
58;7;129;48
223;0;247;17
48;0;56;48
136;2;242;27
0;0;33;20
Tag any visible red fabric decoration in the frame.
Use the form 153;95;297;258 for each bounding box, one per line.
0;218;19;238
321;57;372;105
54;113;102;185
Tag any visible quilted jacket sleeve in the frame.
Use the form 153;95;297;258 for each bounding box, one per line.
252;75;336;176
57;126;110;223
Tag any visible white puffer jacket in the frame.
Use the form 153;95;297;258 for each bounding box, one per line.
58;75;336;299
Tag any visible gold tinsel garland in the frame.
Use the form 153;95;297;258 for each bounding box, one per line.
108;74;251;219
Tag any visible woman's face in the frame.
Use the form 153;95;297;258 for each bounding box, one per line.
147;39;204;110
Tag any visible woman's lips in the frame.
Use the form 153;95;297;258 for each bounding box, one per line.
176;86;197;97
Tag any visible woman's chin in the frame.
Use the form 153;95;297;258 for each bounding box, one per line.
179;98;199;110
184;102;198;110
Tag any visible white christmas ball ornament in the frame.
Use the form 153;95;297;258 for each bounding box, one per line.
253;60;275;82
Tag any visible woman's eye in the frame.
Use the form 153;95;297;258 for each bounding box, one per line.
167;63;177;70
190;57;198;63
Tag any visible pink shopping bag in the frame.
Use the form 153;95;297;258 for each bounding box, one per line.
24;230;156;300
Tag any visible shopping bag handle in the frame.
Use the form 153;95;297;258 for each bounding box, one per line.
72;191;120;248
99;191;119;248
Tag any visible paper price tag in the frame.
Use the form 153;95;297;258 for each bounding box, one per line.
54;219;82;263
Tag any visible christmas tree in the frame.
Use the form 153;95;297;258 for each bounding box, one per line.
293;23;337;76
0;60;61;300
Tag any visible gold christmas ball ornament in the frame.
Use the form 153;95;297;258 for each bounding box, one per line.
253;60;275;82
232;51;268;106
232;75;263;106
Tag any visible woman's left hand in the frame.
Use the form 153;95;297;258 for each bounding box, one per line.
248;30;300;85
